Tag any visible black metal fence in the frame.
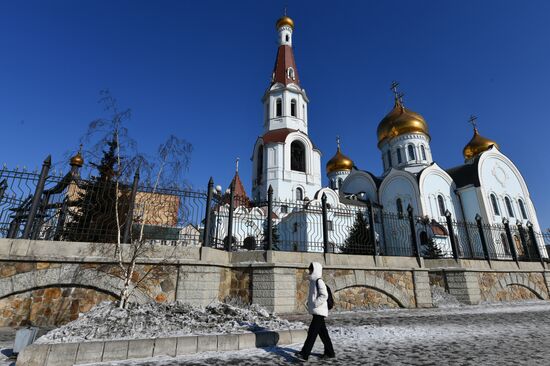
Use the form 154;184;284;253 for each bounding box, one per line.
1;158;548;264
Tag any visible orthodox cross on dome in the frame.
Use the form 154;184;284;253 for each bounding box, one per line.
390;81;405;107
336;135;341;150
390;81;400;98
468;115;478;130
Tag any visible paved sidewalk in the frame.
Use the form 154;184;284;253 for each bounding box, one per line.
90;301;550;365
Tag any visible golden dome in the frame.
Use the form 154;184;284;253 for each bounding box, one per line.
70;147;84;167
463;128;499;160
377;98;430;146
326;145;354;174
276;16;294;29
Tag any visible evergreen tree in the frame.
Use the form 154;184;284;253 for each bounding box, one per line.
423;237;444;259
262;219;280;250
341;211;373;255
65;136;130;243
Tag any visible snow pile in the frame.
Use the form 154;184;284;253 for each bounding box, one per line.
37;301;305;344
431;285;461;308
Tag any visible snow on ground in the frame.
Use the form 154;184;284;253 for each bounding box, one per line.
89;300;550;365
36;301;304;344
431;285;461;308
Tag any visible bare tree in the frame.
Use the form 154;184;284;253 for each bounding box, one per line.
70;91;193;309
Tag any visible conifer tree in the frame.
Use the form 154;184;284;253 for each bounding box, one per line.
65;135;129;243
341;211;373;255
262;219;280;250
423;237;444;259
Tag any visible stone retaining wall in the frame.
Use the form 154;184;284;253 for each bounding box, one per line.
1;238;550;327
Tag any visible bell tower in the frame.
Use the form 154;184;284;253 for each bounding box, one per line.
251;14;322;202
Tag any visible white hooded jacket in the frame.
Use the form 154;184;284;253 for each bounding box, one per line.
307;262;329;317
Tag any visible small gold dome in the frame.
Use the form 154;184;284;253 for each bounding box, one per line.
377;98;430;146
463;128;499;160
276;16;294;29
326;146;354;174
70;149;84;167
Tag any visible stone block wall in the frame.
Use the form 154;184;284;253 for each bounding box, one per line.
295;267;418;312
218;268;251;304
477;272;548;302
0;287;115;327
252;267;296;314
176;266;222;307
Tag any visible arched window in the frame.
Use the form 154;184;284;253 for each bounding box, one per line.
256;146;263;184
505;197;514;217
437;195;446;216
338;178;343;188
302;104;305;120
285;34;289;42
387;150;392;168
490;194;500;215
518;199;528;219
290;99;297;117
396;198;404;218
276;98;282;117
290;141;306;172
421;145;427;160
397;148;402;164
296;187;303;201
408;144;415;161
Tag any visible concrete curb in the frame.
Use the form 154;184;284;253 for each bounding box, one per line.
16;329;307;366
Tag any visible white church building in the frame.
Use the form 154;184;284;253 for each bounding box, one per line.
211;14;546;258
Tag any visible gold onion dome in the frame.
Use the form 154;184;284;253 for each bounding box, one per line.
463;128;499;160
70;146;84;167
326;144;354;174
276;16;294;29
377;98;430;146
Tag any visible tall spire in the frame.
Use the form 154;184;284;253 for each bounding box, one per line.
272;13;299;86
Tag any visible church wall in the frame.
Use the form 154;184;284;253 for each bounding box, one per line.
340;172;377;202
420;171;462;221
379;174;421;214
457;187;482;223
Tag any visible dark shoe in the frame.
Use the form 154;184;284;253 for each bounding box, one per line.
320;353;336;359
295;351;309;361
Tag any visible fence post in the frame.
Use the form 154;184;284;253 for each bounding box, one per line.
202;177;214;247
502;218;518;265
22;155;51;239
366;200;378;256
321;193;329;254
123;168;140;244
517;223;531;261
475;214;491;265
407;204;421;265
445;210;459;261
267;185;273;251
0;179;6;201
226;180;235;252
527;222;545;266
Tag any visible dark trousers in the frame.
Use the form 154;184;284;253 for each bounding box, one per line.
300;315;335;357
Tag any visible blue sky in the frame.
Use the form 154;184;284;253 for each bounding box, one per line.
1;1;549;228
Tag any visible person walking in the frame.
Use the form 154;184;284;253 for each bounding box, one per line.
296;262;335;361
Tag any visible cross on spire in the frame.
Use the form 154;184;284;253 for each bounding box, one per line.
468;115;478;130
235;157;239;173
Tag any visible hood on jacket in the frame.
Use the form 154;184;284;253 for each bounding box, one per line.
308;262;323;281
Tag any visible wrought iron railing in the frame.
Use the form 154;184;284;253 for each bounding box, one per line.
0;157;548;263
